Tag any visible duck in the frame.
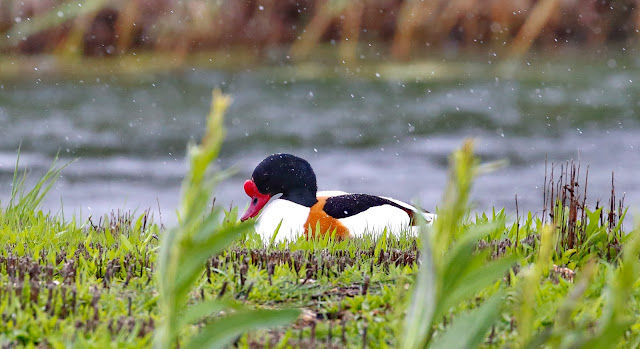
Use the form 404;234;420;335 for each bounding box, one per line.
240;153;435;242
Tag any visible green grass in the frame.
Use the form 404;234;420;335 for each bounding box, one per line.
0;94;639;348
0;191;638;347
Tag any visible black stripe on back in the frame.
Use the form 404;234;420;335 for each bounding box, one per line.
323;194;414;220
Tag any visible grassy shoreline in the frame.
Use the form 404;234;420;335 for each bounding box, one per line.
0;46;632;83
1;92;638;348
0;150;637;347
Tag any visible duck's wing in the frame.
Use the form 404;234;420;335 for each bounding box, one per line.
317;190;349;197
380;196;436;224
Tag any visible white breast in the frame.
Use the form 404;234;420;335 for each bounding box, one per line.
254;190;348;243
255;199;310;242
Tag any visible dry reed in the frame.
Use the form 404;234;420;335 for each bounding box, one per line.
1;0;637;60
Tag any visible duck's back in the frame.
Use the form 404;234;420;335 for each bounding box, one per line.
323;194;429;237
255;192;434;242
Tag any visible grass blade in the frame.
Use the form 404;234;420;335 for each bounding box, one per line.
401;224;436;349
429;292;504;349
185;309;300;349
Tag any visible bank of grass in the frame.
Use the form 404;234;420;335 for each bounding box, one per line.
2;158;638;348
1;93;639;347
1;187;638;347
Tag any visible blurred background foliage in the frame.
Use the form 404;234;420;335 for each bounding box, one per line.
0;0;637;64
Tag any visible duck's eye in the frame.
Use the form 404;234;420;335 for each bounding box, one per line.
252;198;258;205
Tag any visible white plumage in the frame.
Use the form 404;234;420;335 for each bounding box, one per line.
241;154;436;243
254;191;435;243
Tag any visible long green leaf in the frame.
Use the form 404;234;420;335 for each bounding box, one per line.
401;225;436;349
120;233;135;252
521;328;553;349
583;231;640;348
178;300;235;329
9;146;24;208
184;309;300;349
155;90;235;349
2;0;109;47
173;222;254;294
191;208;224;242
429;292;504;349
436;255;516;320
440;221;503;294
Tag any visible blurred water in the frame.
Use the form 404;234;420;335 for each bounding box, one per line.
0;58;638;225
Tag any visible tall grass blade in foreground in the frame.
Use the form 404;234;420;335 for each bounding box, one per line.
7;150;71;218
519;225;640;349
1;0;109;48
154;90;299;349
582;230;640;348
401;140;516;348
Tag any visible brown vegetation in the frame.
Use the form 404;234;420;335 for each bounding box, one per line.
1;0;638;61
542;160;626;259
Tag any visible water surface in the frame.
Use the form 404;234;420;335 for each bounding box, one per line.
0;56;638;225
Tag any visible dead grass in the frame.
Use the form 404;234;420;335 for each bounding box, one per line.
1;0;637;61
